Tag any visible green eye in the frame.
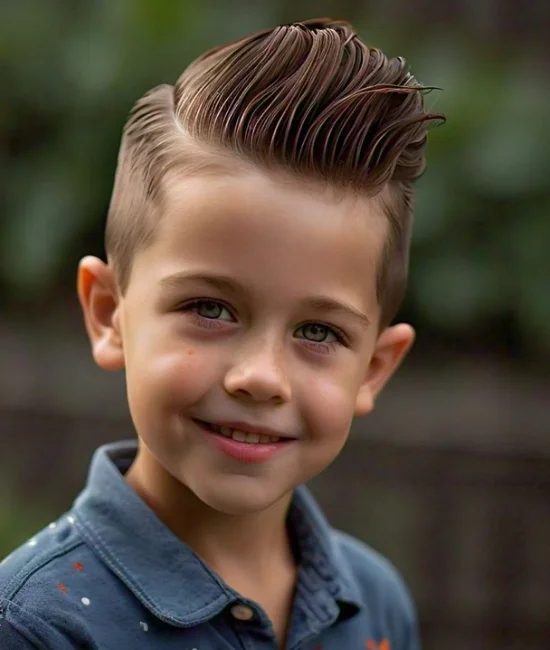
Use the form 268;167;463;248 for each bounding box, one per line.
196;301;223;319
303;324;329;342
182;299;234;322
296;323;337;343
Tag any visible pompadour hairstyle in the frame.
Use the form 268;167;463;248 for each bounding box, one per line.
105;17;444;329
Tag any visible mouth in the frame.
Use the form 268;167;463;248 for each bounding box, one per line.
193;419;291;446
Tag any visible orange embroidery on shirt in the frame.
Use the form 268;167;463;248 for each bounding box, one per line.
57;581;68;593
367;640;390;650
73;562;84;571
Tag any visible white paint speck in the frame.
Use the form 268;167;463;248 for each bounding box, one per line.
81;597;91;606
67;516;75;524
48;522;57;529
28;538;38;547
139;621;148;632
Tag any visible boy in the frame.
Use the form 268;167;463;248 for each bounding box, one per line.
0;18;443;650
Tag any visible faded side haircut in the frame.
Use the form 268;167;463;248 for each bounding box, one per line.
105;18;444;328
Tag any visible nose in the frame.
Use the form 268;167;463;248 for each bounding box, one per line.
223;336;291;404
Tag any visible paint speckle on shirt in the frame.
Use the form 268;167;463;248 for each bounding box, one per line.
57;582;68;593
81;597;91;606
48;522;57;529
67;515;76;525
367;640;391;650
73;562;85;572
139;622;148;632
27;538;38;547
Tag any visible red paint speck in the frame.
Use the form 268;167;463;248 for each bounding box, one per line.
57;582;68;593
366;641;391;650
73;562;84;571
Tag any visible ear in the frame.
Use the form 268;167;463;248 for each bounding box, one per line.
354;323;415;416
77;256;125;371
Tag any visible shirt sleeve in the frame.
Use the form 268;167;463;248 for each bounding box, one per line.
0;598;82;650
401;602;421;650
0;620;40;650
387;574;421;650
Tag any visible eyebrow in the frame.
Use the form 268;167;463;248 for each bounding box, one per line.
302;296;371;329
159;271;250;296
159;272;370;328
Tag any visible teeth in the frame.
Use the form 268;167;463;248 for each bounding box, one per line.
231;430;247;442
230;430;282;444
209;423;281;444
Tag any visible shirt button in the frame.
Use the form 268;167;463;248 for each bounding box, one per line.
230;604;254;621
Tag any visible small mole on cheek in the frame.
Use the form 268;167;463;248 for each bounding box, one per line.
186;348;195;356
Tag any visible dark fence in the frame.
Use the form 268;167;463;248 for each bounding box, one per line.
2;408;549;650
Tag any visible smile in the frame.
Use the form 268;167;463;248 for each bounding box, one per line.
194;419;283;445
192;418;296;463
210;423;281;444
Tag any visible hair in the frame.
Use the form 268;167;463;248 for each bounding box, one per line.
105;17;444;329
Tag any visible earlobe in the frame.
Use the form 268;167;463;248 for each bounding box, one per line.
77;256;125;371
354;323;415;416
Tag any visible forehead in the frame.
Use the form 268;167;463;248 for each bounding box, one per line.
134;169;387;307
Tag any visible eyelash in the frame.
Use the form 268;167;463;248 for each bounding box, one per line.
298;321;348;347
180;299;235;327
179;300;349;347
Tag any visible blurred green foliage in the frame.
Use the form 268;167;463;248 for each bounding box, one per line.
2;1;549;355
409;40;550;353
0;491;56;559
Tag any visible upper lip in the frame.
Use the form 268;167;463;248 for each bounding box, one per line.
197;419;297;439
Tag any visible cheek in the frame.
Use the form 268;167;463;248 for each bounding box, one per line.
302;373;358;441
126;344;219;420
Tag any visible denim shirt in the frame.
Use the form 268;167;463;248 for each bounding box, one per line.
0;441;419;650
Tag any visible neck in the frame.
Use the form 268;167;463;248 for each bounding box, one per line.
125;446;296;583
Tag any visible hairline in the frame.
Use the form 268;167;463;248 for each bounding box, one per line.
111;142;394;327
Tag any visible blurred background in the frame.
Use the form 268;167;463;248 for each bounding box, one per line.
1;1;549;648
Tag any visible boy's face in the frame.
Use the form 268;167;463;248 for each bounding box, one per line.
79;168;414;515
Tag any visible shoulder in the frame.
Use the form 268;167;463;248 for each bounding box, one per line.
332;529;414;602
0;513;81;600
0;514;102;649
330;529;418;641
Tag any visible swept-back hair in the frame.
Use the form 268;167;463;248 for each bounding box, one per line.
106;18;444;328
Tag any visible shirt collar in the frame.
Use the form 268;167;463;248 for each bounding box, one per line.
73;440;361;626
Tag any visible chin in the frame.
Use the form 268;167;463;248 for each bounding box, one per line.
189;479;290;516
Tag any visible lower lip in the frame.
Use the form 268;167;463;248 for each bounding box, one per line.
196;422;292;463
